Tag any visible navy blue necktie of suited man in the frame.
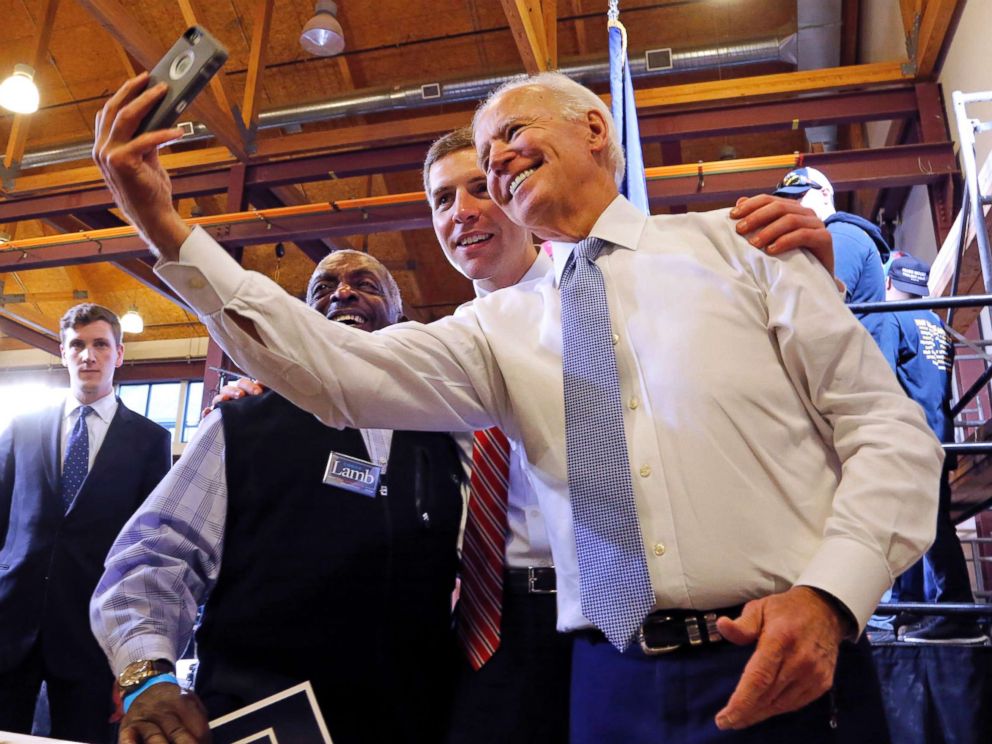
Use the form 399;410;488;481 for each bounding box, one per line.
61;405;93;511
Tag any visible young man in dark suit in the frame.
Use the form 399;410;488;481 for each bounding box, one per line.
0;303;172;742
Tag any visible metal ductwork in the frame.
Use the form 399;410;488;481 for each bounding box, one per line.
20;34;797;172
796;0;842;151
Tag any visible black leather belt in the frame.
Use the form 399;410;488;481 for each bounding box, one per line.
505;566;556;594
581;605;745;655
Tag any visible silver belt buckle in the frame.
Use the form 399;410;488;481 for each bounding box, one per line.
527;566;556;594
638;612;722;655
638;616;681;655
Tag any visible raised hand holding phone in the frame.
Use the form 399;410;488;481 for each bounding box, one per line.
134;25;228;136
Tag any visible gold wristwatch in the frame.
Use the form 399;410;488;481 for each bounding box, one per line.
117;659;176;696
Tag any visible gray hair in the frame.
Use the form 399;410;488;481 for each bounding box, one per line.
472;71;625;187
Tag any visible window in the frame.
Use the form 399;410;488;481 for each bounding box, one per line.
117;380;204;452
0;384;68;434
147;383;182;438
182;382;205;443
118;384;150;421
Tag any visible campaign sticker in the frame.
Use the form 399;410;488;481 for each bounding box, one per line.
322;451;381;498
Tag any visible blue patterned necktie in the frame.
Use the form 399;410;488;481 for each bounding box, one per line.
560;237;655;650
61;405;93;511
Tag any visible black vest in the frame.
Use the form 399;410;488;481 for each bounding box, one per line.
195;392;463;744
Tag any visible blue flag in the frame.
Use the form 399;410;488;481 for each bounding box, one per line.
608;23;648;214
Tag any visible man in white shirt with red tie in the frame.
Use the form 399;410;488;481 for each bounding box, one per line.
93;71;940;743
423;127;569;743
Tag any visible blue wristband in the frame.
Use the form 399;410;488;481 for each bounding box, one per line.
122;673;179;713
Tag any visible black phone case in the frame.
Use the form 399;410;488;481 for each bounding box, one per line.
135;25;229;135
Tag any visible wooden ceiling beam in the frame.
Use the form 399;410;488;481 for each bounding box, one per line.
177;0;237;132
255;184;351;262
500;0;551;74
11;106;470;193
7;61;915;197
112;39;141;78
0;313;59;355
3;0;60;172
1;289;85;303
0;142;957;273
41;213;190;314
633;60;914;109
916;0;963;76
241;0;274;132
900;0;923;37
0;142;430;221
567;0;589;55
73;0;248;160
542;0;557;70
112;257;194;313
60;265;91;300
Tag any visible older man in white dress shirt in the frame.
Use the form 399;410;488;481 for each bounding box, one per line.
92;71;941;743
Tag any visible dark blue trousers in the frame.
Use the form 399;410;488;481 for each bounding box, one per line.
570;633;890;744
445;588;572;743
891;468;974;604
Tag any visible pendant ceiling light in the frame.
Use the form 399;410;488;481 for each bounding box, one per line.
300;0;346;57
0;64;40;114
120;307;144;335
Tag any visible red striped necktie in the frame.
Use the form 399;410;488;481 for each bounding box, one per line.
457;426;511;670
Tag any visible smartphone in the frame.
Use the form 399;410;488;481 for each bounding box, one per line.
134;25;229;136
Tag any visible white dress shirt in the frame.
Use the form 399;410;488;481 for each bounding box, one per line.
156;196;943;633
473;250;555;569
61;391;118;471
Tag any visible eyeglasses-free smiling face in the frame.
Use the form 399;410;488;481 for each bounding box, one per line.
428;147;533;290
306;251;400;333
473;86;614;242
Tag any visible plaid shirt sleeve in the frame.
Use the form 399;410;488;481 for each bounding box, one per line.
90;410;228;675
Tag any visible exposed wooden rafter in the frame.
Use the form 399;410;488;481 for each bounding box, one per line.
899;0;923;38
74;0;248;159
901;0;962;77
499;0;555;74
0;314;59;355
3;0;60;174
112;258;194;313
542;0;557;70
177;0;236;127
240;0;274;132
4;62;915;198
112;38;141;78
916;0;962;76
632;61;913;109
0;142;957;273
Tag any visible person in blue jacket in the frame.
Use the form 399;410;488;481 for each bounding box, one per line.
774;168;894;364
882;255;986;644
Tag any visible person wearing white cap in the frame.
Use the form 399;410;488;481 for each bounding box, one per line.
774;167;897;367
